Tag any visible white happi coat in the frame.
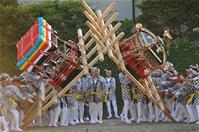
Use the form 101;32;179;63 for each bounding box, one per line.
74;78;87;102
86;76;106;103
105;77;116;101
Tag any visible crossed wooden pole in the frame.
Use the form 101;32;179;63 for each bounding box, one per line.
77;0;175;122
21;0;175;128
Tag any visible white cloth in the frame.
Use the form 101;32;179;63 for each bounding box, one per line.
148;102;154;122
90;102;103;123
60;106;68;126
48;106;61;127
121;100;130;122
196;105;199;121
10;109;22;131
106;100;119;117
130;101;137;121
74;100;84;123
0;116;9;132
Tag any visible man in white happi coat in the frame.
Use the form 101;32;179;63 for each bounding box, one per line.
58;88;77;126
1;76;25;131
86;67;106;124
104;69;119;119
73;78;86;123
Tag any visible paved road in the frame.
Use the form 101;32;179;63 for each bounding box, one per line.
24;119;199;132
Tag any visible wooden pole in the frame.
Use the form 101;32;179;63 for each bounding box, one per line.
86;45;97;59
101;2;116;21
109;24;126;70
78;29;89;74
81;0;98;21
97;10;113;58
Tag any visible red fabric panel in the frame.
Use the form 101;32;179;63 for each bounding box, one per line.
17;20;39;61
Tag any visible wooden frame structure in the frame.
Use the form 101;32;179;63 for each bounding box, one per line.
78;0;175;121
21;0;175;128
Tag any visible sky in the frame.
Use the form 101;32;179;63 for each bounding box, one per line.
17;0;143;20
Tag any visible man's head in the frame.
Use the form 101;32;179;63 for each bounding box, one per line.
1;78;11;87
91;67;100;78
105;69;112;77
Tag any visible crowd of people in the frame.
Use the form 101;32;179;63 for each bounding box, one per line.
0;62;199;131
0;72;47;131
119;63;199;124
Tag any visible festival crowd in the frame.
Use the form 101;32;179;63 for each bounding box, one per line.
0;62;199;132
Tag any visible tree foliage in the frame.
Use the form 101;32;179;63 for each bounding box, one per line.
116;18;134;39
0;0;17;6
137;0;199;37
168;38;199;74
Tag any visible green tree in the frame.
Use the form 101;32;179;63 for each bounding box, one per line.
0;0;17;6
116;18;134;39
168;38;199;74
137;0;199;38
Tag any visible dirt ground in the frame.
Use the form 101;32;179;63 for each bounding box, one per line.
24;119;199;132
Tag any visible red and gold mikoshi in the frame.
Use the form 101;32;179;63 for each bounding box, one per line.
119;23;167;79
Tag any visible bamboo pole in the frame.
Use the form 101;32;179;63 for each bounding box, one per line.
45;85;52;93
97;43;104;62
42;88;57;111
101;12;119;32
81;0;98;21
109;24;126;70
101;2;116;21
78;29;89;75
84;11;101;31
43;91;54;104
21;97;40;128
97;10;113;58
85;38;95;50
85;12;119;41
86;21;122;46
86;45;97;59
58;71;85;97
86;21;104;42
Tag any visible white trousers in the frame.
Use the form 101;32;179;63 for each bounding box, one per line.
90;102;103;123
48;106;61;127
74;101;84;122
121;100;130;122
40;82;46;101
196;105;199;121
10;109;22;130
0;116;9;132
186;104;195;122
60;106;68;126
141;103;148;122
148;102;154;122
165;98;174;119
155;105;160;122
191;104;198;121
67;107;76;125
175;103;189;122
106;100;119;117
89;102;93;122
130;101;137;121
137;102;143;123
